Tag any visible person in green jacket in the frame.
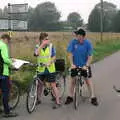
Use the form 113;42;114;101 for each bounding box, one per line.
0;33;17;117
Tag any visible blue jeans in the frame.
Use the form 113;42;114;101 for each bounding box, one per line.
0;76;10;114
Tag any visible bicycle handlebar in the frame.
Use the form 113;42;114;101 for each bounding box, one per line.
28;63;46;67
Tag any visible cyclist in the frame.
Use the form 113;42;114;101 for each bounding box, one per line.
0;34;18;117
65;28;98;106
34;32;61;109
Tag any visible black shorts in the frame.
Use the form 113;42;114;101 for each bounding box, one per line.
37;73;56;83
71;66;92;78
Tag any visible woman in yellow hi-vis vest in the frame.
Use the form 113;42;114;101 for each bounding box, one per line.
34;32;61;109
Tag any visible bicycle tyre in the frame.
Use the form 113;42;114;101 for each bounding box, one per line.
9;80;20;110
26;78;38;113
74;77;80;110
80;81;90;101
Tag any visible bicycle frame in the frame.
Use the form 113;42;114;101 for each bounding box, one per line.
73;67;87;110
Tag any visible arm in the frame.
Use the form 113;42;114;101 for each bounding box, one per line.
86;40;93;66
68;52;73;65
37;40;50;55
34;44;39;56
51;56;56;64
86;55;93;66
1;44;12;65
67;40;76;68
36;45;43;56
47;46;56;66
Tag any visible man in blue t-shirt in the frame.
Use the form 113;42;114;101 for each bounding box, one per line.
65;28;98;106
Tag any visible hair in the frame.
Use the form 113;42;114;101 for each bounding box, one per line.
74;28;86;37
39;32;48;43
1;33;11;41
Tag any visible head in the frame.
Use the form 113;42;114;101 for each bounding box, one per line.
39;32;49;44
1;33;11;44
74;28;86;42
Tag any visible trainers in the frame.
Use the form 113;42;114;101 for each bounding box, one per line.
51;96;56;101
65;96;73;105
36;100;41;105
0;108;3;113
3;112;18;118
44;88;49;96
91;97;98;106
52;103;61;109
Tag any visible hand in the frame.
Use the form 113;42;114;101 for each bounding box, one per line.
46;61;52;67
40;40;50;48
82;65;88;70
11;58;15;62
71;64;76;69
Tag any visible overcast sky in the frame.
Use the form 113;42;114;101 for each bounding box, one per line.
0;0;120;23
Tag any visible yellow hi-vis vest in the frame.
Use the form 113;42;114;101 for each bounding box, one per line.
37;43;56;73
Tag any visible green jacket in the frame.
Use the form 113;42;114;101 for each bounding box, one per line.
0;40;12;76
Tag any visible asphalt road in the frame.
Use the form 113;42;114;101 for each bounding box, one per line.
1;51;120;120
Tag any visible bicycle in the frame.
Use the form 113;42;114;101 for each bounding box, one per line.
71;67;90;110
0;76;20;111
26;62;66;113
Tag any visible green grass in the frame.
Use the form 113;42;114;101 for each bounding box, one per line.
93;39;120;62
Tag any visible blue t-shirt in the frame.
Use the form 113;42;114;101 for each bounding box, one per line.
67;39;93;67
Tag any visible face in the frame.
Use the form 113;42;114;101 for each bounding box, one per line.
42;36;50;45
4;38;10;44
76;34;85;43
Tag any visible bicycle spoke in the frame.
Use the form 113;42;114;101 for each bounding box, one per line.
26;79;38;113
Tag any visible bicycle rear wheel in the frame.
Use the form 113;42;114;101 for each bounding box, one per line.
74;77;80;110
9;80;20;110
56;72;66;98
26;78;38;113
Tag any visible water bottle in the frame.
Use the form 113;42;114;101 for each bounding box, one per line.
34;44;39;56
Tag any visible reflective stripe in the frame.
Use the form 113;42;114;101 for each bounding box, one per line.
38;56;50;58
49;43;52;58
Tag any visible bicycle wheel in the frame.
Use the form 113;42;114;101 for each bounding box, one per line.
56;72;66;98
26;78;38;113
74;77;80;110
9;80;20;110
80;80;90;101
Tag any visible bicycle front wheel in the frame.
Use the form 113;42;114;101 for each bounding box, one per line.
9;80;20;110
26;78;38;113
74;77;80;110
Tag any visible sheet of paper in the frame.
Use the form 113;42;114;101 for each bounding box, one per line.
12;58;30;69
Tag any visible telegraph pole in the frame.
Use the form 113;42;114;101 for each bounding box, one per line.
100;0;103;42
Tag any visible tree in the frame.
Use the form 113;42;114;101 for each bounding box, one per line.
88;1;117;32
112;10;120;32
29;2;61;30
67;12;83;29
0;9;3;18
88;8;101;32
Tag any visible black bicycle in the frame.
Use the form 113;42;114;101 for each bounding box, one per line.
26;62;66;113
72;67;89;110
